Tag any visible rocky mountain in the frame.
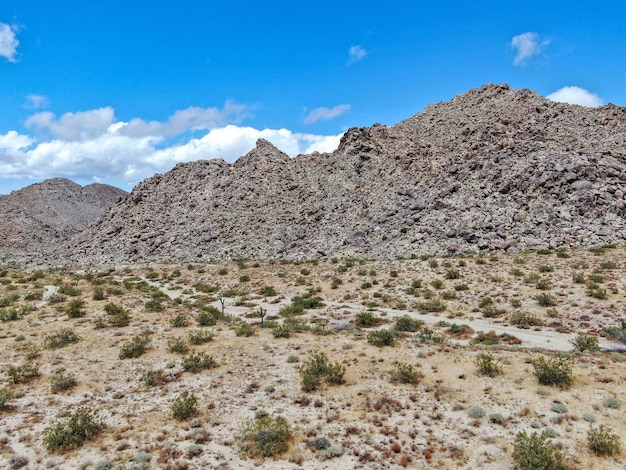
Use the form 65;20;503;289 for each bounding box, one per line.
66;83;626;265
0;178;127;257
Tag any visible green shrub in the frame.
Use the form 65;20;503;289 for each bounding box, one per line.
188;330;214;345
235;321;255;337
92;287;105;301
475;352;502;377
587;425;621;456
367;329;396;347
196;310;218;326
5;362;39;384
260;286;277;296
431;279;444;290
0;294;20;307
587;286;607;299
330;278;342;289
145;298;164;311
50;372;77;393
272;324;291;338
533;356;573;388
509;311;544;327
42;407;105;452
0;388;13;408
167;337;189;354
299;351;345;392
170;314;190;327
239;411;292;458
25;290;44;301
355;311;378;327
445;269;461;279
104;302;130;327
535;293;556;307
283;316;310;333
551;402;567;413
66;298;86;318
0;308;20;322
394;315;422;332
119;335;151;359
58;284;80;296
482;305;502;318
416;299;446;313
104;302;124;315
182;352;218;373
171;391;198;420
279;293;324;316
604;320;626;343
389;363;421;384
45;328;81;349
512;431;566;470
571;333;600;353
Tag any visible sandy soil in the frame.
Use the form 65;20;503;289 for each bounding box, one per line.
0;247;624;469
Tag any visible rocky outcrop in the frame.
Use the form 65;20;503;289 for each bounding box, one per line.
0;178;127;257
64;84;626;265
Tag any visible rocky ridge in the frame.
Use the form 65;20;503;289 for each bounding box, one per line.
57;84;626;264
0;178;127;258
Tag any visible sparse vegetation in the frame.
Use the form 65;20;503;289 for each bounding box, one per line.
188;329;214;345
45;328;81;349
587;425;621;456
299;351;346;392
533;356;573;388
367;329;397;347
239;411;292;458
513;431;566;470
571;333;600;353
171;391;198;420
50;372;78;393
119;335;151;359
5;361;40;384
42;407;105;452
0;248;625;466
0;388;13;409
394;315;422;332
389;363;421;384
475;352;502;377
182;352;218;372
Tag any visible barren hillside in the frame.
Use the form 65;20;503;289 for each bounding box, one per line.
0;179;127;259
67;84;626;266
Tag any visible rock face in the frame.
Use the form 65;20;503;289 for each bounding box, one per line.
65;83;626;264
0;178;127;257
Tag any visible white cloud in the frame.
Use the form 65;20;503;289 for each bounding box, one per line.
119;101;247;137
25;108;116;141
510;32;549;66
1;107;344;186
24;94;50;109
304;104;351;124
0;23;19;63
348;45;367;63
147;125;342;168
546;86;603;107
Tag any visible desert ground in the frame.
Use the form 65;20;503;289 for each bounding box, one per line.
0;246;624;469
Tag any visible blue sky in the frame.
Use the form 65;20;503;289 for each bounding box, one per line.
1;1;625;194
